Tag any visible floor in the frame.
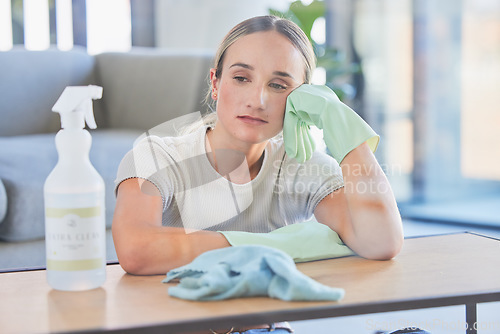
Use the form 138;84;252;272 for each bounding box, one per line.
289;219;500;334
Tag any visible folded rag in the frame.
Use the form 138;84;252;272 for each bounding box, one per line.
220;221;354;263
163;245;345;302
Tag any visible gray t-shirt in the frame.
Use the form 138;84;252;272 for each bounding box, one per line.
115;127;344;233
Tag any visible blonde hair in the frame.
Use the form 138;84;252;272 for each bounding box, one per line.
202;15;316;125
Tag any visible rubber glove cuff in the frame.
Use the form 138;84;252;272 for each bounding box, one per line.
219;221;353;263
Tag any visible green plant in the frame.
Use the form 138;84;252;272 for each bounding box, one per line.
270;0;360;101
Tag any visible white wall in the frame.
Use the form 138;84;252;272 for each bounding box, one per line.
155;0;290;50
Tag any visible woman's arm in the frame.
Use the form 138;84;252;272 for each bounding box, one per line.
112;178;230;275
314;142;404;260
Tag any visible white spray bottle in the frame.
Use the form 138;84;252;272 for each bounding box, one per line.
44;85;106;291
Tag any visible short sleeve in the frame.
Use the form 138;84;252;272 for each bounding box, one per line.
307;153;344;214
279;151;344;220
114;135;175;207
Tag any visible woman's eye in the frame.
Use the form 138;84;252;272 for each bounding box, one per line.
234;76;248;82
270;83;287;90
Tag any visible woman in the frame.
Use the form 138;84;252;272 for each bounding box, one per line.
112;15;403;277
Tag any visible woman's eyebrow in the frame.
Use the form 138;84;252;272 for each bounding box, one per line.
229;63;295;80
273;71;295;80
230;62;254;70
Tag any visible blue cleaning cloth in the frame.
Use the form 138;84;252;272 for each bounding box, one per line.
162;245;345;301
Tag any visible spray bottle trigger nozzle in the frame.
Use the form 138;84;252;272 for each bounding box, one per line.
52;85;103;129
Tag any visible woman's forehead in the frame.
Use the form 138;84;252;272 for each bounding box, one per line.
222;31;304;76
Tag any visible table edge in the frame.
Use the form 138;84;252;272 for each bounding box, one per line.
93;289;500;334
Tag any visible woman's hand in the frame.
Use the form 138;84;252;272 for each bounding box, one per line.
112;178;230;275
283;84;379;164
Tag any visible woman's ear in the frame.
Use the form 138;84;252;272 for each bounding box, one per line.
210;68;219;100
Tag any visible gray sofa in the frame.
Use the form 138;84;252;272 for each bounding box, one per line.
0;46;213;271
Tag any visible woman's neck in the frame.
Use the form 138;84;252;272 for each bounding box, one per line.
205;128;267;182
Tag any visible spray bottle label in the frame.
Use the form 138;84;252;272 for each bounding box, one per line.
45;206;105;271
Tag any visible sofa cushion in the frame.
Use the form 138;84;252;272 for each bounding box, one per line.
0;46;97;137
95;48;214;131
0;130;139;242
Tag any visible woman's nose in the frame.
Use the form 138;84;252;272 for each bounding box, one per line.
247;85;267;110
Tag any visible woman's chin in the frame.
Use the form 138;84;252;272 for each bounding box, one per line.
235;127;281;144
235;132;273;145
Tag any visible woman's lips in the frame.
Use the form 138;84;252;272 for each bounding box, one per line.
237;115;268;125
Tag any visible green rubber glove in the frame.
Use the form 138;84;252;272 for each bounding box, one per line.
219;221;353;263
284;84;379;163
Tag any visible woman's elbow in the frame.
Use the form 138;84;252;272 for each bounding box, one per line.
112;226;152;275
362;231;404;260
370;205;404;260
114;240;149;275
373;238;403;260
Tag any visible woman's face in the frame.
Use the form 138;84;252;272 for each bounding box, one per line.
211;30;305;145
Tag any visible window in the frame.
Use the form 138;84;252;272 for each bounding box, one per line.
3;0;131;54
344;0;500;226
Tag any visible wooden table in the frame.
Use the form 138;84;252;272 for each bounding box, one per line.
1;232;500;334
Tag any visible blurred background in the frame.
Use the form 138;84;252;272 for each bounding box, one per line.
1;0;499;229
